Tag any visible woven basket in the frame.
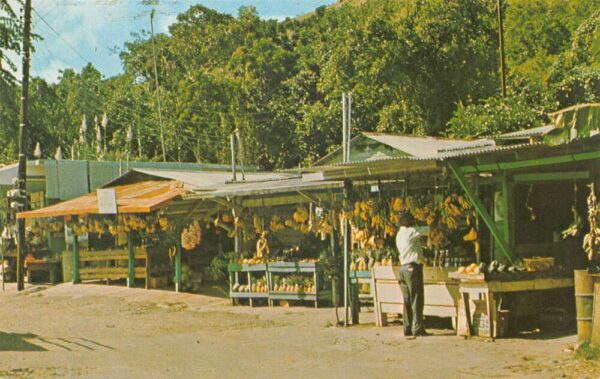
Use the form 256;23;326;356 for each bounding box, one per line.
523;257;555;272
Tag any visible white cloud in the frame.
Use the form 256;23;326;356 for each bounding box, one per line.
35;60;74;83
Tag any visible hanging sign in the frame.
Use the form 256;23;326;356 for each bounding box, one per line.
97;188;117;214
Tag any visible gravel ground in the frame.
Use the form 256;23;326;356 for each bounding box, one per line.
0;283;597;379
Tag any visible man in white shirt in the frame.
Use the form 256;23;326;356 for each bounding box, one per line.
396;212;429;339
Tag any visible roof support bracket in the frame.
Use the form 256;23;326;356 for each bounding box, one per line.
447;161;515;264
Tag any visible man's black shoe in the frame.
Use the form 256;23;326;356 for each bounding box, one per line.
414;331;431;337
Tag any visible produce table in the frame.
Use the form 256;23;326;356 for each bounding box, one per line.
268;262;330;308
228;262;331;308
228;264;269;307
372;266;460;327
451;274;574;341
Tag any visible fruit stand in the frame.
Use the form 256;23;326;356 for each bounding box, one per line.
268;261;329;308
228;263;269;306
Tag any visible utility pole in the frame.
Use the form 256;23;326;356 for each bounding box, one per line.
150;9;167;162
497;0;507;99
16;0;33;291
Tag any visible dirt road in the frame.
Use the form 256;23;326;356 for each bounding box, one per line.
0;283;596;378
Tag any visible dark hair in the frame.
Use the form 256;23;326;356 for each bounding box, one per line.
398;212;414;227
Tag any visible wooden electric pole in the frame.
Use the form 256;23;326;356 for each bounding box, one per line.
497;0;507;99
150;9;167;162
16;0;33;291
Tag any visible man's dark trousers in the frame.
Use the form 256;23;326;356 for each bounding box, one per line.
399;263;424;336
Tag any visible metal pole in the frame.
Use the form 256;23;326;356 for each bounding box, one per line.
150;9;167;162
230;133;237;182
235;129;246;181
497;0;507;99
16;0;33;291
342;92;347;162
347;93;352;162
175;223;182;292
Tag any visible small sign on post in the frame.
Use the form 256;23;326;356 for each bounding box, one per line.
97;188;117;214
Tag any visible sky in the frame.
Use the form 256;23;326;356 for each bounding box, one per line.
12;0;335;83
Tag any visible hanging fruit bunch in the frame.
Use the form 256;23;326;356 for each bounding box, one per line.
91;219;107;235
463;227;480;256
252;214;265;234
292;206;311;234
255;232;270;260
68;220;89;237
50;220;64;233
181;220;202;250
269;215;286;233
584;183;600;262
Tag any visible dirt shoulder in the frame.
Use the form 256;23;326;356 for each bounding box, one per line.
0;283;597;378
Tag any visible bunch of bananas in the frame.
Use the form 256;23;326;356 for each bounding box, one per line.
463;227;480;255
269;215;286;233
293;207;309;223
427;228;448;249
390;197;406;212
371;214;384;230
181;220;202;250
51;221;63;233
384;223;396;238
256;232;270;259
253;214;264;234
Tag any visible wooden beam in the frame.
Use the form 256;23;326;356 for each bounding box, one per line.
460;150;600;174
208;198;236;210
513;171;589;183
447;161;514;264
242;194;313;208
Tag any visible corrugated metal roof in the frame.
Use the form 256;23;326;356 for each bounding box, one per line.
495;125;554;139
188;177;344;199
362;132;495;158
306;141;543;171
18;180;187;219
105;169;293;191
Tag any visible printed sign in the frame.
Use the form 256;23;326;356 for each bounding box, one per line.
97;188;117;214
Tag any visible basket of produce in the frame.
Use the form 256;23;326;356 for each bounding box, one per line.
523;257;555;272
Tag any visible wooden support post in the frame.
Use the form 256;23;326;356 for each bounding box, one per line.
501;174;514;252
175;223;182;292
447;161;514;264
72;233;80;284
127;232;135;288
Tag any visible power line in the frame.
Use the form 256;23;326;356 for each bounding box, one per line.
32;7;90;65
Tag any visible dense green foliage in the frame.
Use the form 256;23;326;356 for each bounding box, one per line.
0;0;599;168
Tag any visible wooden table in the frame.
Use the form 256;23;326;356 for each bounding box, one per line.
456;277;574;341
26;260;61;284
372;266;460;327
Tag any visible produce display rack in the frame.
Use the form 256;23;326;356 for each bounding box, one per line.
228;263;269;307
267;261;331;308
228;262;332;308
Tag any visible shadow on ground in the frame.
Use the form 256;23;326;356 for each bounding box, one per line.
0;332;46;352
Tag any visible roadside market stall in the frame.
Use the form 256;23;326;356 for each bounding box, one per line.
165;177;347;307
297;104;600;336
